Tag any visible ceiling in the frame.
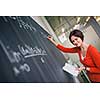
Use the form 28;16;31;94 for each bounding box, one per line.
45;16;90;36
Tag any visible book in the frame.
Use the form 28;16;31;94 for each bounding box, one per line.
62;63;79;77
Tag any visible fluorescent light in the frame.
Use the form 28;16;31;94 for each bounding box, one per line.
61;28;65;32
83;22;87;26
73;24;80;29
96;17;100;22
77;17;80;23
86;17;90;22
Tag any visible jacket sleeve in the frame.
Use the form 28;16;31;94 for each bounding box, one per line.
88;67;100;73
56;44;79;53
89;45;100;68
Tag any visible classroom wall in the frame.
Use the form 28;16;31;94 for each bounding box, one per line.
83;25;100;51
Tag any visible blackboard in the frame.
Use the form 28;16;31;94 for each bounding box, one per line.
0;16;77;82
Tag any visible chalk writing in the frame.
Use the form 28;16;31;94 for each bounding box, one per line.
40;31;48;38
0;40;47;76
6;46;24;63
18;44;47;58
2;16;8;22
13;63;30;76
19;63;30;72
41;57;45;63
13;67;20;76
3;16;47;39
9;16;37;32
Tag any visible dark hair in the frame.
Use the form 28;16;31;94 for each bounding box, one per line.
69;29;84;44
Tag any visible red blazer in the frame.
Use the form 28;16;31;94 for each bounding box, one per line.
56;44;100;82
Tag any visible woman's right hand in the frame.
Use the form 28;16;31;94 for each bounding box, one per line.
47;36;58;46
47;36;53;41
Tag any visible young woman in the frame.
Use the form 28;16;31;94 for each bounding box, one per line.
47;29;100;83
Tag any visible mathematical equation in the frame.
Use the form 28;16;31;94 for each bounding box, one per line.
2;16;48;39
0;40;47;76
3;16;37;32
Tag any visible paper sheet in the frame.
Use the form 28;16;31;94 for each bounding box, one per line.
62;63;79;77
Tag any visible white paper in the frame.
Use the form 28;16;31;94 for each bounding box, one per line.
62;63;79;77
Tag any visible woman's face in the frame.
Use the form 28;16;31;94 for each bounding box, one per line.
71;35;83;47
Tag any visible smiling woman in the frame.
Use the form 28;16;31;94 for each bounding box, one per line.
69;30;84;46
47;29;100;83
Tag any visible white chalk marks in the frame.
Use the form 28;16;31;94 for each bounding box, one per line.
0;40;47;76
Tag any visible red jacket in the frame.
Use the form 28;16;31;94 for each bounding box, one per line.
56;44;100;82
